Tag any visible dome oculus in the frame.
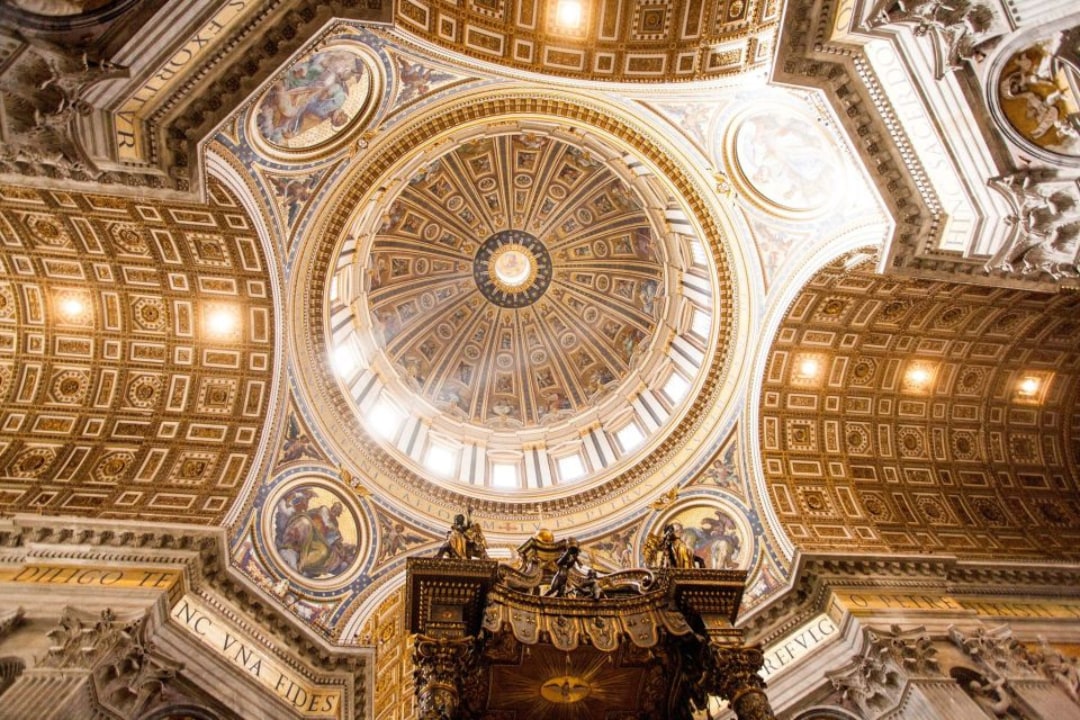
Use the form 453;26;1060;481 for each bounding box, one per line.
474;230;552;308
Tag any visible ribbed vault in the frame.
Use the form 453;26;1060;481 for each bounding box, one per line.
759;251;1080;558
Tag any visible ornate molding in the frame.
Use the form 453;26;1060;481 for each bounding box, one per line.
949;624;1040;679
412;635;478;720
772;0;1080;291
865;0;1004;80
0;2;391;196
984;171;1080;281
0;607;26;641
824;624;939;718
0;33;128;180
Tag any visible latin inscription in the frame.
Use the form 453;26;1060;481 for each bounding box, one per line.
759;614;838;679
171;596;342;718
834;591;1080;620
115;0;254;161
2;564;177;590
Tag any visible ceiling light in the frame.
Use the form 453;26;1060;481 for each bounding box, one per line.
424;444;455;476
663;373;690;403
557;454;585;481
333;345;358;376
59;296;85;318
906;367;930;385
492;463;518;488
1018;376;1040;395
369;400;404;440
798;358;819;378
616;423;643;452
205;306;238;337
690;311;711;338
555;0;583;29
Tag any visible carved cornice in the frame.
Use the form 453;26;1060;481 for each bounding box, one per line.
0;2;390;197
772;0;1080;291
154;1;390;196
740;553;1080;646
0;516;367;672
772;0;942;273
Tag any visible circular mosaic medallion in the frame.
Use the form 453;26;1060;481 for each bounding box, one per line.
265;479;366;586
250;42;382;160
647;498;753;570
473;230;552;308
722;102;843;218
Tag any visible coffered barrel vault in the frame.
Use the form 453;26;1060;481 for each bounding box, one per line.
0;180;277;524
759;251;1080;558
394;0;780;82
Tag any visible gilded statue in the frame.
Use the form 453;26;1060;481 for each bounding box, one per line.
434;509;488;560
644;523;704;569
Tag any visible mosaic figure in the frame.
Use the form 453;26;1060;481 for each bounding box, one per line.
258;48;368;148
273;486;359;579
733;109;840;213
649;505;747;570
645;523;700;568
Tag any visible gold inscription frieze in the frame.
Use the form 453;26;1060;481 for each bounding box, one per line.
0;564;181;599
831;590;1080;621
171;594;347;719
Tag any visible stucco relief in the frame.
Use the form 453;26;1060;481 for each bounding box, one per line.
994;35;1080;159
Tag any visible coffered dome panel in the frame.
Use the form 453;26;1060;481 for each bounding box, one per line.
758;251;1080;559
294;91;745;525
366;133;664;429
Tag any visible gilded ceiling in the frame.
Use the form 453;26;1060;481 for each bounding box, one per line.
1;3;1078;706
759;250;1080;558
366;132;666;429
395;0;780;82
301;86;741;511
0;179;276;524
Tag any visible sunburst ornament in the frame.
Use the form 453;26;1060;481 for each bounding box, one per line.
488;645;639;718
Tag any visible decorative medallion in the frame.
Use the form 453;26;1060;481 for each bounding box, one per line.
994;41;1080;159
723;103;842;217
251;42;382;159
264;478;366;586
473;230;552;308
